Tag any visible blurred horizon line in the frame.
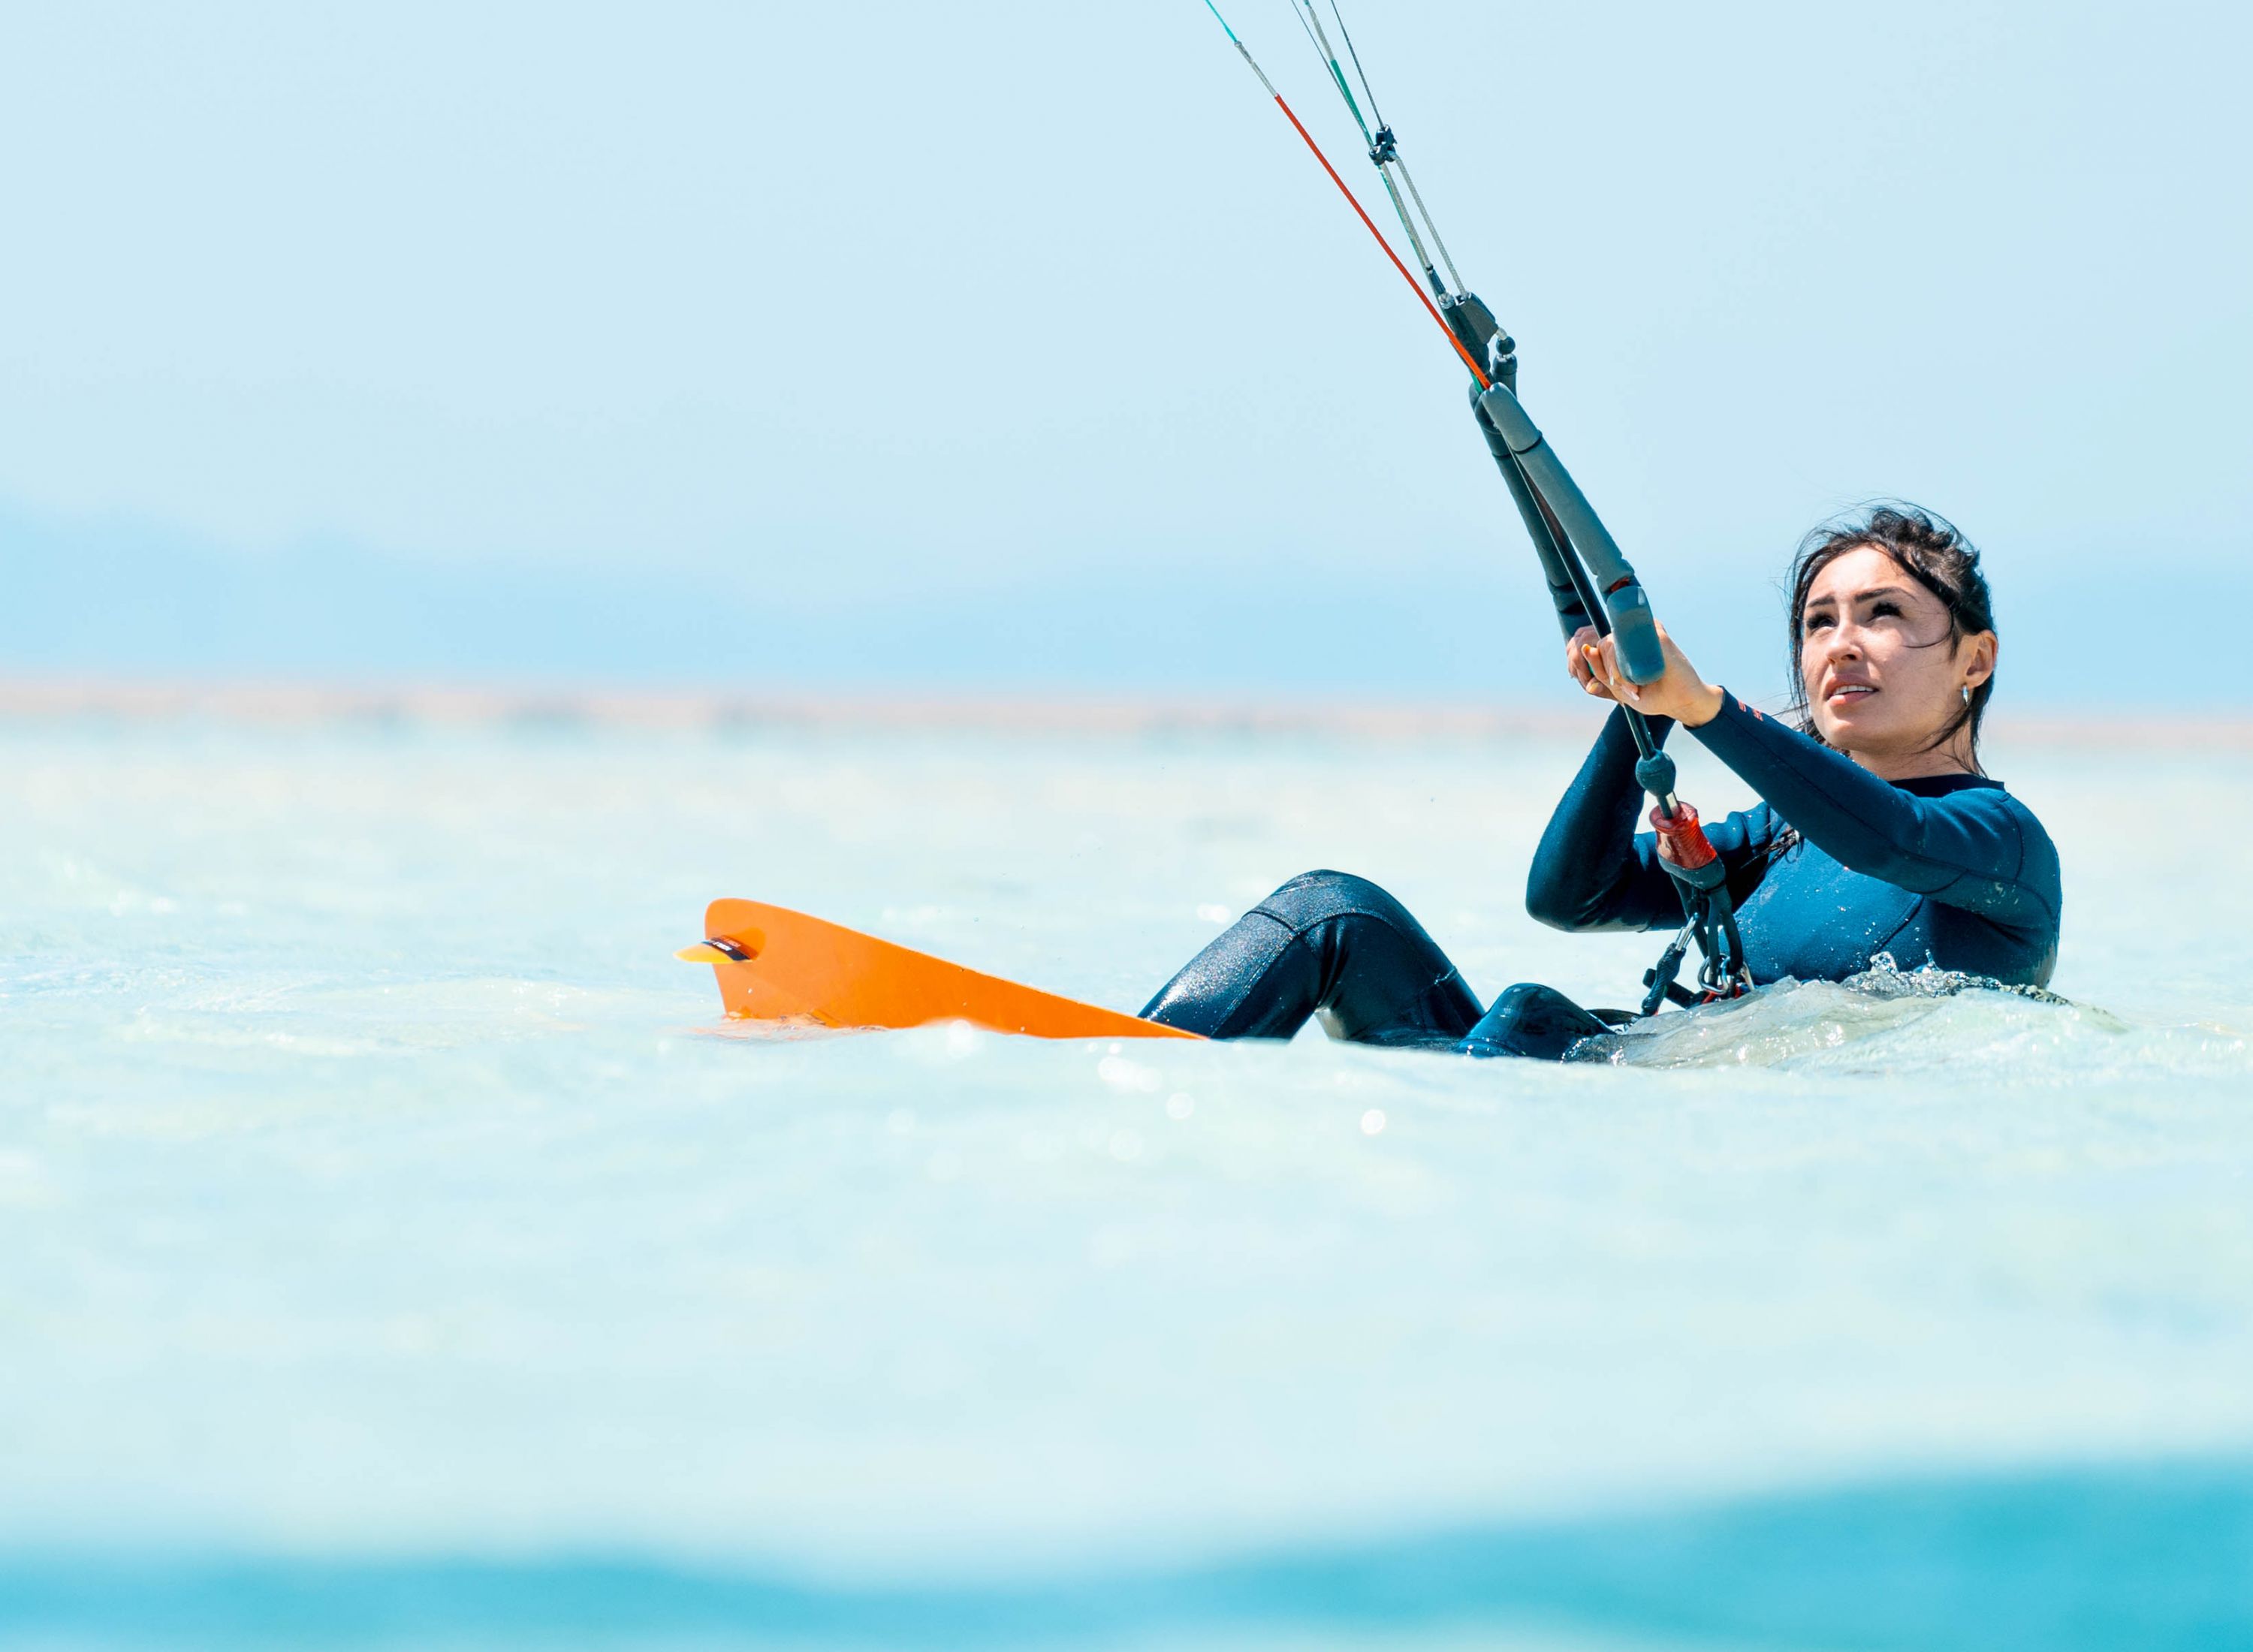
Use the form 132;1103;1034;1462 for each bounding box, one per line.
5;674;2248;749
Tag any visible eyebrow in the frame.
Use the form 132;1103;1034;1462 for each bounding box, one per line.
1804;585;1915;609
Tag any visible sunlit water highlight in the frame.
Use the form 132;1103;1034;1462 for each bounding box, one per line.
3;714;2250;1649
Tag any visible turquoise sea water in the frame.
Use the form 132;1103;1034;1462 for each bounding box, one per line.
4;711;2251;1650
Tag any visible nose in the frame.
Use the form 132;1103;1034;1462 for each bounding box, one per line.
1820;616;1867;664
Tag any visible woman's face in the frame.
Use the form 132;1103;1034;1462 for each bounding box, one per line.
1799;545;1996;770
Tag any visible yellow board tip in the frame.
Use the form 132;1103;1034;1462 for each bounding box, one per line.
676;942;731;964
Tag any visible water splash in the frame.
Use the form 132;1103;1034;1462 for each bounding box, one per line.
1581;954;2245;1080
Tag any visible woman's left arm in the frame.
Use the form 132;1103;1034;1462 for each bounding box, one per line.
1573;630;2058;932
1687;694;2056;929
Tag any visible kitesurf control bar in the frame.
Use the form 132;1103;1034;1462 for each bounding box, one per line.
1474;384;1666;686
1200;0;1753;1008
1467;363;1748;1005
1467;366;1746;1008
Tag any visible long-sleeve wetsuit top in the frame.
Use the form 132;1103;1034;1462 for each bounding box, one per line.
1527;694;2061;987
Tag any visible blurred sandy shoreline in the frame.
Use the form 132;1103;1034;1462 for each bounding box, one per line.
2;676;2244;747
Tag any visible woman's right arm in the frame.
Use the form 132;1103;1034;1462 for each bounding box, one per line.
1525;705;1689;931
1531;631;1781;934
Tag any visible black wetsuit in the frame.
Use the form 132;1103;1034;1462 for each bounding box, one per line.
1141;693;2064;1058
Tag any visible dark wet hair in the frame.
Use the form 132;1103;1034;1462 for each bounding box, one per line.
1786;503;1997;770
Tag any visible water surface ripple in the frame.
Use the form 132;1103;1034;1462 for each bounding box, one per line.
3;718;2248;1647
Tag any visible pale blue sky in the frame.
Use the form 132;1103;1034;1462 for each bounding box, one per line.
3;1;2248;701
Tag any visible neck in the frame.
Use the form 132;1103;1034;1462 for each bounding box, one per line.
1847;735;1977;782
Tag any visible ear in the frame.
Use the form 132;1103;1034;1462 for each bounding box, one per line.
1960;629;1998;690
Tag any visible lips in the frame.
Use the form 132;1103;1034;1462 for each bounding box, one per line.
1826;682;1877;706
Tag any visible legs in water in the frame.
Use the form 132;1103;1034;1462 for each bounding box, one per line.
1139;869;1615;1059
1139;870;1482;1048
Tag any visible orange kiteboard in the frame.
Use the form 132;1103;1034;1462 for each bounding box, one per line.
679;899;1203;1040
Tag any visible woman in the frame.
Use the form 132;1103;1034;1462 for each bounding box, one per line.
1139;505;2062;1058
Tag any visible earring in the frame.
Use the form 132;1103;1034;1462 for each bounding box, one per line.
1962;685;1973;705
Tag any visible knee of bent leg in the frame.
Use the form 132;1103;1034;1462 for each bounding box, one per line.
1259;868;1412;930
1461;981;1607;1061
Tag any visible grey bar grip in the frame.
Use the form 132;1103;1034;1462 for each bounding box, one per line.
1603;583;1666;687
1470;390;1595;638
1476;383;1666;684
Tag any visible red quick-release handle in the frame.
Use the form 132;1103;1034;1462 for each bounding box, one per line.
1648;800;1720;873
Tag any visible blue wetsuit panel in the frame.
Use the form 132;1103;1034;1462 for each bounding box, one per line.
1526;697;2061;987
